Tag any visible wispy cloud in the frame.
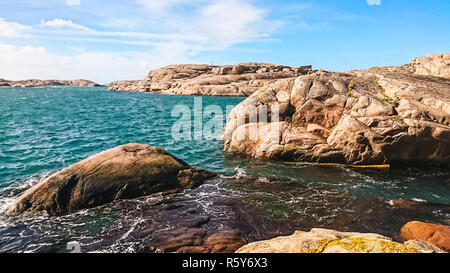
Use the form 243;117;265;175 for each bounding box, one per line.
40;18;91;31
367;0;381;6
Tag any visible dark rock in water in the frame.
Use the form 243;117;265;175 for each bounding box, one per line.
392;199;425;209
4;143;215;216
138;228;245;253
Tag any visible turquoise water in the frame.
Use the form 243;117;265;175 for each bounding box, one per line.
0;86;449;252
0;86;243;187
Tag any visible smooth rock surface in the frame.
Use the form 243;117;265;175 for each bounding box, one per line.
5;143;215;216
108;63;313;96
400;221;450;252
236;228;445;253
224;54;450;167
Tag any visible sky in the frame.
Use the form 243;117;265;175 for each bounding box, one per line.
0;0;449;83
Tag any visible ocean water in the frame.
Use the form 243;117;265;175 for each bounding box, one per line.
0;86;449;252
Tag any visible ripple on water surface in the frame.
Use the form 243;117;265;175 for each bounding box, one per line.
0;86;449;252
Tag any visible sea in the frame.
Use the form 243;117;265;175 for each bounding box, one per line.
0;86;449;252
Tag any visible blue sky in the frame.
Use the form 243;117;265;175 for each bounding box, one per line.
0;0;449;83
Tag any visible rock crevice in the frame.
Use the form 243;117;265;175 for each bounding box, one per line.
224;54;450;167
108;63;314;96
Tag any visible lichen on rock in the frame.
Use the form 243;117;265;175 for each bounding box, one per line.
235;228;445;253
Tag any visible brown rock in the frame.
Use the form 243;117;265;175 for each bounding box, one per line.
391;199;425;209
5;143;215;216
108;63;313;96
139;228;246;253
224;54;450;167
400;221;450;251
411;53;450;78
0;79;102;88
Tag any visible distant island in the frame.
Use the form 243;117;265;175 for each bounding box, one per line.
0;78;103;88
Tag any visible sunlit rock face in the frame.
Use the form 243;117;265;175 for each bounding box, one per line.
236;228;445;253
108;63;313;96
224;54;450;168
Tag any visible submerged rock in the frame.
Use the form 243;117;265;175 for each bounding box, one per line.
224;54;450;167
400;221;450;252
139;228;246;253
4;143;215;216
108;63;313;96
236;228;445;253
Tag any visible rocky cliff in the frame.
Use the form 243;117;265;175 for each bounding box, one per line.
0;79;103;88
224;53;450;167
108;63;313;96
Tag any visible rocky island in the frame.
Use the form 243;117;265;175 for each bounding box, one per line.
108;63;313;96
0;78;103;88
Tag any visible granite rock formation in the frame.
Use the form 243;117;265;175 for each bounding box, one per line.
108;63;313;96
224;54;450;167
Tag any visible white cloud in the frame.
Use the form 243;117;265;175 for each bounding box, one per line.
196;0;273;44
67;0;81;6
40;18;90;31
137;0;280;48
0;18;30;37
0;42;196;83
367;0;381;6
0;1;280;82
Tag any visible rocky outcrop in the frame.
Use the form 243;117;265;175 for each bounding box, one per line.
108;63;313;96
5;143;215;216
236;228;445;253
224;54;450;167
400;221;450;252
411;53;450;78
0;78;103;88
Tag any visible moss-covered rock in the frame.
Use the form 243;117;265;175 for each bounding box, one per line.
5;143;215;216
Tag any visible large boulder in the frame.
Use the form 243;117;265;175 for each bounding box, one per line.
400;221;450;252
236;228;445;253
5;143;215;216
108;63;313;96
224;54;450;167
